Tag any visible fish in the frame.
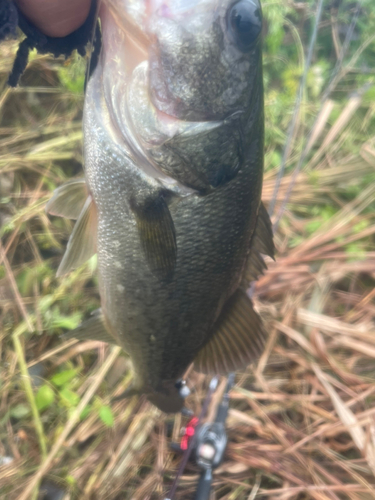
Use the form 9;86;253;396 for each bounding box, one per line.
46;0;274;413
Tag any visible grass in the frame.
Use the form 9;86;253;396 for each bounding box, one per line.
1;0;375;499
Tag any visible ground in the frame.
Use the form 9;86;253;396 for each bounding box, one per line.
1;1;375;499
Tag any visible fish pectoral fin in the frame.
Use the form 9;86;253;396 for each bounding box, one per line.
63;310;120;345
45;178;88;220
194;289;267;375
131;194;177;282
242;201;275;286
56;195;97;277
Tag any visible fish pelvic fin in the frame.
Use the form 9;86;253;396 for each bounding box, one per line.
56;194;97;277
130;193;177;282
241;201;275;286
63;309;121;345
45;178;88;220
194;289;267;375
113;385;185;414
112;386;142;401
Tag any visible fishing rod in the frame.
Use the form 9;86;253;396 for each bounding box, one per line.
269;0;325;219
165;373;235;500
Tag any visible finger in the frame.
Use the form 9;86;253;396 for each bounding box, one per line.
15;0;92;38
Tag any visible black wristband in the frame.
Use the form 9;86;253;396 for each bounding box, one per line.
0;0;101;87
0;0;18;41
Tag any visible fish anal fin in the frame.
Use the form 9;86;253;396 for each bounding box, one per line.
131;194;177;282
56;195;97;277
46;178;88;220
63;310;120;345
242;201;275;286
194;289;267;375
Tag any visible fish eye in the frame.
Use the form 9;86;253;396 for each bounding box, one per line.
227;0;262;51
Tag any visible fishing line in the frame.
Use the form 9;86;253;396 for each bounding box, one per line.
321;3;361;103
268;0;325;218
273;2;361;231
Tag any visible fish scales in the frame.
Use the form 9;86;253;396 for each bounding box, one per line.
84;73;263;375
50;0;274;412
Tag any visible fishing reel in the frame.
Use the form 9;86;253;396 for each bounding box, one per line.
168;374;235;500
193;420;228;500
193;375;234;500
195;422;228;470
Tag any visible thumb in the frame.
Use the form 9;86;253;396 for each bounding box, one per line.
15;0;92;38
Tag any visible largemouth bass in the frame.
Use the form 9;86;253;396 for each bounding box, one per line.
46;0;274;413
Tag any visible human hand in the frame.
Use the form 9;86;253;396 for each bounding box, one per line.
15;0;92;37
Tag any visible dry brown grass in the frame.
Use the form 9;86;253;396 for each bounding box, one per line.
1;5;375;499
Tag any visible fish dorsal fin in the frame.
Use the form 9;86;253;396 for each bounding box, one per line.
242;201;275;286
194;289;267;375
131;194;177;282
56;195;97;277
46;178;88;220
64;310;120;345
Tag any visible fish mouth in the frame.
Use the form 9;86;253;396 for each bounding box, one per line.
102;1;185;125
102;0;218;123
99;0;238;193
100;3;226;136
